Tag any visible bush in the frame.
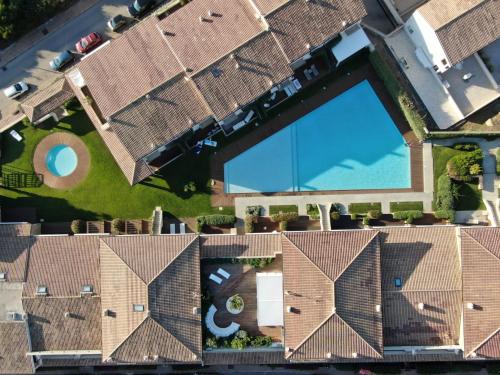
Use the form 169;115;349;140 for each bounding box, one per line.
197;214;236;227
392;210;423;221
251;335;272;347
469;163;482;176
244;258;274;268
436;175;458;211
21;117;33;127
245;205;262;216
446;149;483;179
269;205;298;215
306;204;319;219
183;181;196;193
205;337;217;349
348;202;382;215
230;335;250;350
453;143;479;151
390;201;423;212
330;211;340;221
244;215;257;233
434;209;455;223
367;210;381;219
111;218;125;234
350;213;357;221
362;217;370;226
271;212;298;223
279;221;288;231
70;219;85;234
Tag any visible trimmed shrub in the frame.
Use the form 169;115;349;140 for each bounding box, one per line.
245;205;262;216
367;210;381;220
362;217;370;226
306;204;320;219
244;215;257;233
392;210;423;221
251;335;272;347
111;218;125;234
434;209;455;223
70;219;85;234
436;175;458;211
446;149;483;179
348;202;382;215
197;214;236;227
230;336;249;350
469;163;482;176
279;221;288;231
390;201;423;212
269;205;298;215
330;211;340;221
271;212;298;223
205;337;218;349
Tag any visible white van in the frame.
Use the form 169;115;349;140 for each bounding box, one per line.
3;81;29;99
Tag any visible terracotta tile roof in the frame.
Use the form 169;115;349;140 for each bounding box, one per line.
282;231;382;361
23;297;101;352
266;0;367;62
0;236;32;282
380;227;461;346
100;235;202;363
108;75;212;160
21;78;74;122
78;17;183;118
193;31;293;120
24;235;100;297
0;223;32;237
251;0;291;16
418;0;500;65
200;233;282;258
461;227;500;358
202;349;287;365
0;322;34;374
157;0;265;74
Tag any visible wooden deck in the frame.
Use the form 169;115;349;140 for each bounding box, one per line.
203;255;284;342
210;62;423;207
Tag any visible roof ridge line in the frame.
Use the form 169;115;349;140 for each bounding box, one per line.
147;235;198;286
467;326;500;358
463;230;500;262
335;312;383;358
286;311;336;359
333;230;379;283
100;238;149;285
108;315;150;359
382;288;462;293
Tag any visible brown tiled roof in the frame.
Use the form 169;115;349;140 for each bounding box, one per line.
418;0;500;65
157;0;265;74
251;0;291;16
266;0;367;62
200;233;281;258
24;235;100;297
193;31;293;120
100;235;201;363
0;223;32;237
282;231;382;361
78;17;183;118
380;227;461;346
202;349;287;365
21;78;74;122
108;75;212;160
23;297;101;352
0;236;32;282
0;322;34;374
461;227;500;358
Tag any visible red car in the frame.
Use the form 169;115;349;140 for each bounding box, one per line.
75;32;102;53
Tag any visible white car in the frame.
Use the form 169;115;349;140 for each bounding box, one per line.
3;81;29;99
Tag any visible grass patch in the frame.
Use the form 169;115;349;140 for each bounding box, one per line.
390;201;424;212
348;202;382;214
432;146;485;211
369;51;428;141
0;109;234;222
269;205;298;215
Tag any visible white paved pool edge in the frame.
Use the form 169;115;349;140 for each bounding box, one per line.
234;142;434;220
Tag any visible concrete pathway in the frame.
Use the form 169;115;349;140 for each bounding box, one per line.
235;143;434;221
433;137;500;226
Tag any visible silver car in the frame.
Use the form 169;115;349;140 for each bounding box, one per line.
3;81;29;99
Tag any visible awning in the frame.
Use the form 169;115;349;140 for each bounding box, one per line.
256;272;283;326
331;25;371;65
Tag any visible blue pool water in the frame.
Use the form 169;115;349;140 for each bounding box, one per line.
46;144;78;177
224;80;411;193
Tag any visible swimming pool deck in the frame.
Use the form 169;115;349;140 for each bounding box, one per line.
33;132;90;189
211;63;424;208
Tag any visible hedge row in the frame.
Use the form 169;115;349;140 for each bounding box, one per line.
434;175;457;222
244;215;257;233
269;205;298;215
306;204;319;219
197;214;236;232
390;201;423;212
348;202;382;215
245;206;262;216
392;210;423;223
270;212;299;223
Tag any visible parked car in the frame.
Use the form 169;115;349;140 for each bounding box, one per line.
128;0;156;17
2;81;29;99
107;14;128;32
49;50;75;70
75;32;103;54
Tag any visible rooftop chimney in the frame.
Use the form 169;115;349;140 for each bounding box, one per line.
64;312;71;318
208;10;214;17
418;302;425;310
467;302;475;310
285;347;293;353
375;304;381;312
103;309;112;317
286;306;293;313
352;352;358;358
326;352;332;359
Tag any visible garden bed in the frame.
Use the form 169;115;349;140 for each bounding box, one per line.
390;201;424;212
268;205;298;215
348;202;382;214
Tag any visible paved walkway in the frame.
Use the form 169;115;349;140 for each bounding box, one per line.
235;143;434;220
433;137;500;226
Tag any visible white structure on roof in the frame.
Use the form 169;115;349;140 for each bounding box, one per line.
205;305;240;337
331;24;373;65
256;272;284;326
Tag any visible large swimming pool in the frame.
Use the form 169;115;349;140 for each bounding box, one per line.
224;80;411;193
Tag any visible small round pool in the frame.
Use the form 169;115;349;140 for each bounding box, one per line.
45;144;78;177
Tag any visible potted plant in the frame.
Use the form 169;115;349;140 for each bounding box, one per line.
226;294;244;314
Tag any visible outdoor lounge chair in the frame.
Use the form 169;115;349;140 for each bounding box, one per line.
292;79;302;91
217;268;230;279
311;64;320;77
180;222;186;234
170;223;176;234
304;69;312;80
209;273;223;284
244;110;255;123
9;130;22;142
284;86;293;97
203;139;217;147
194;141;203;155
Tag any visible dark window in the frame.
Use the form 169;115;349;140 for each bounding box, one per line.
394;278;402;288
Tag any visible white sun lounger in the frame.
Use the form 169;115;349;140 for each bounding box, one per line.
203;139;217;147
284;86;293;97
292;79;302;90
244;110;255;123
170;223;176;234
180;222;186;234
304;69;312;80
9;130;22;142
311;64;320;76
217;268;230;279
209;273;223;284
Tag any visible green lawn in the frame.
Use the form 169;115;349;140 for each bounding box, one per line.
269;205;299;215
432;145;485;211
0;109;233;222
390;201;423;212
348;202;382;214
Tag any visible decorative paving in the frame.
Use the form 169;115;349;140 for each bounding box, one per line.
33;132;90;189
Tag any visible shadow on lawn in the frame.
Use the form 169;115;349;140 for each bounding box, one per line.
54;110;94;137
0;123;28;164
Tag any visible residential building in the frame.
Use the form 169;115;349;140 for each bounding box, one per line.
1;223;500;373
66;0;368;184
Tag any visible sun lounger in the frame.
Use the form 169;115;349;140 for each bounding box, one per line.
311;64;319;76
284;86;293;97
209;274;223;284
233;120;247;131
270;92;277;100
203;139;217;147
180;222;186;234
304;69;312;80
194;141;203;155
217;268;230;279
244;110;255;123
9;130;22;142
462;73;473;81
292;79;302;91
270;87;278;93
170;223;176;234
